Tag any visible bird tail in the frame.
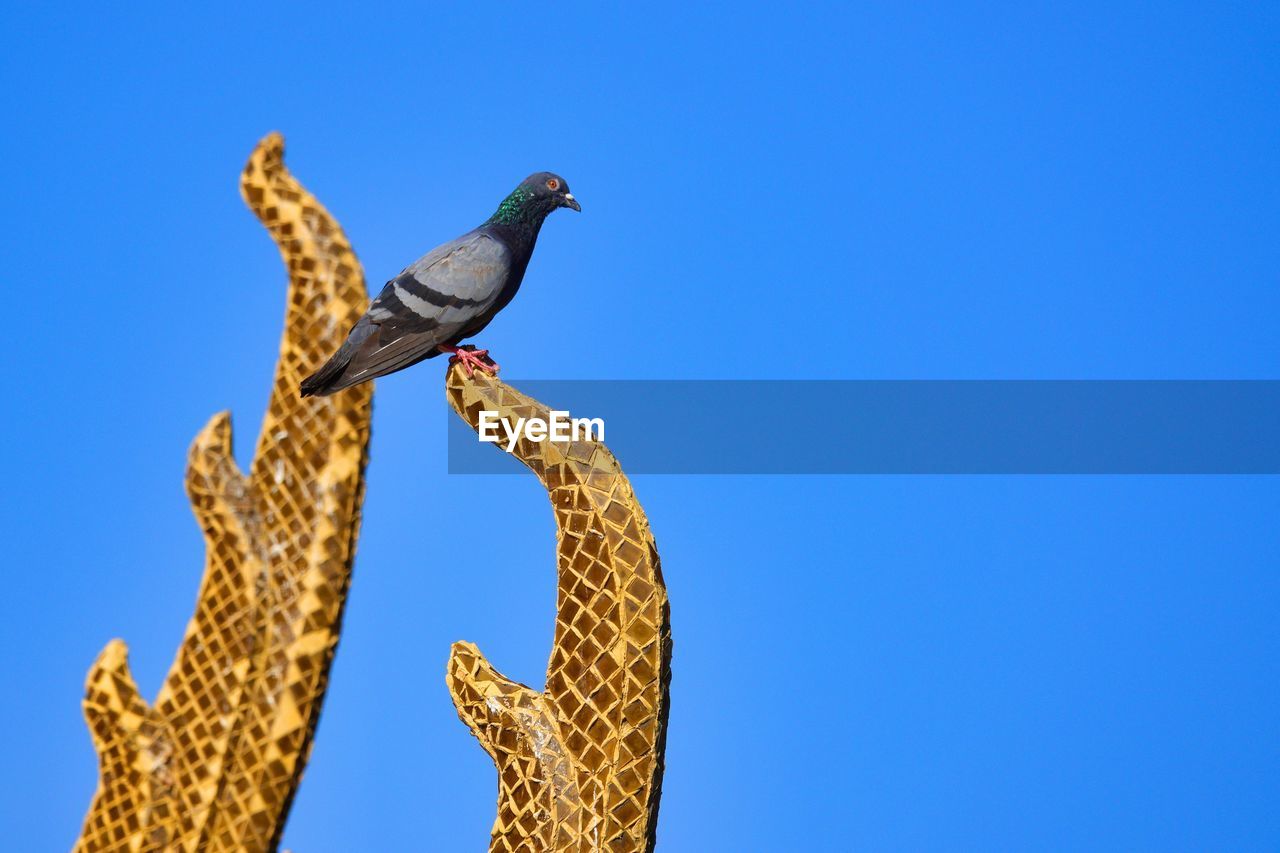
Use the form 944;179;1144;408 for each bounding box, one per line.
300;357;347;397
300;323;375;397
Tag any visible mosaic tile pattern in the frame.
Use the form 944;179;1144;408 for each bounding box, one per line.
446;368;672;852
74;133;372;853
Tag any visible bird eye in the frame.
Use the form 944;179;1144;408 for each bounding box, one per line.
546;178;560;191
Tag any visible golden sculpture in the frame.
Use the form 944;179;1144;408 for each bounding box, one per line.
74;133;372;853
71;131;670;851
445;366;672;852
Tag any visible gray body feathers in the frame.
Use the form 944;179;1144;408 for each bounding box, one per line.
301;230;516;396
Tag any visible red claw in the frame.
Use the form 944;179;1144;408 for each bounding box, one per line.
438;344;500;378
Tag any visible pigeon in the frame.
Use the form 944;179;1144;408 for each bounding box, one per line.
300;171;580;396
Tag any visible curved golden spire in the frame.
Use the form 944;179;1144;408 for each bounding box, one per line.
445;367;672;852
74;133;372;853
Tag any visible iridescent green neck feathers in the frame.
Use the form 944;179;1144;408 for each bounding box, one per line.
488;186;535;225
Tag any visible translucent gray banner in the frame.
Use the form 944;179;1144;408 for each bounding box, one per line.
447;381;1280;474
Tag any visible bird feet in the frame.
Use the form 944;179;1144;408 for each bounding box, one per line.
439;345;500;378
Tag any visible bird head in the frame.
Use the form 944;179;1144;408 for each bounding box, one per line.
487;172;580;227
524;171;581;212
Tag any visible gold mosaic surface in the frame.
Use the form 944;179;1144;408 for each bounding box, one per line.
446;367;672;852
74;133;372;853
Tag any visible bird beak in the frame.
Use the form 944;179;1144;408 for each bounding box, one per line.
563;193;581;212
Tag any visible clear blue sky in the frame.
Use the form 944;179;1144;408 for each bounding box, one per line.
2;3;1277;850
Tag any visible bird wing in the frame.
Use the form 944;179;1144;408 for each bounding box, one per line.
341;231;511;384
